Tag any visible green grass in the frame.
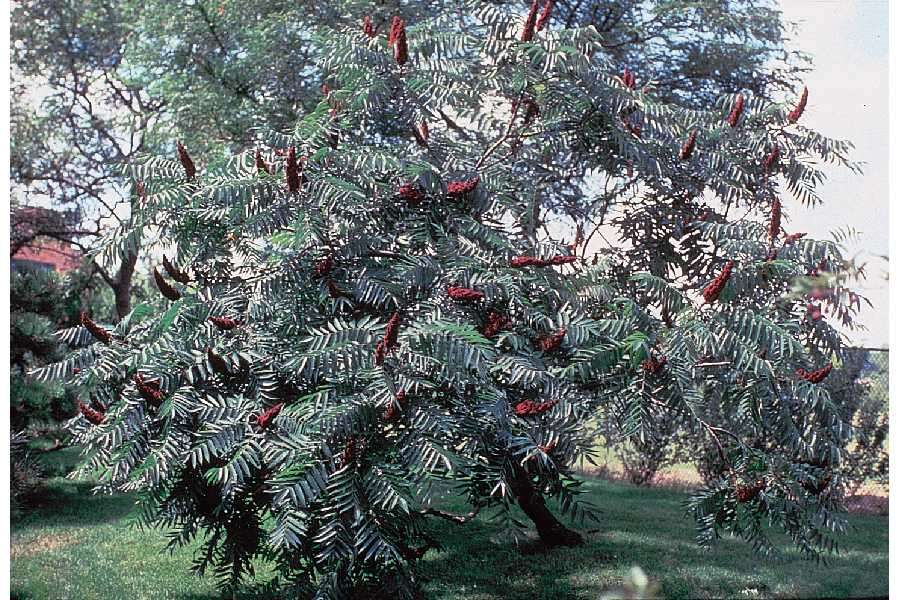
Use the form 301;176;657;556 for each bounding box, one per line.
11;450;888;599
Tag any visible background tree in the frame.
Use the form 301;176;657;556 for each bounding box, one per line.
10;0;164;319
35;3;872;597
551;0;806;107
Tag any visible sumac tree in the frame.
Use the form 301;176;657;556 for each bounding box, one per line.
36;2;868;596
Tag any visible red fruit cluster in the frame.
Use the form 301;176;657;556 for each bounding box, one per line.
256;402;284;429
642;356;667;375
153;267;181;301
726;94;745;127
313;255;334;278
509;255;576;268
384;390;406;421
549;255;577;266
735;479;766;503
797;364;833;383
623;116;642;138
448;286;484;301
134;373;164;406
375;313;401;365
447;176;479;196
341;436;358;466
535;0;554;31
788;86;808;124
510;256;545;268
768;198;782;242
209;316;240;331
176;141;196;180
285;146;301;193
163;256;190;284
419;120;429;142
702;260;734;303
255;149;270;174
388;16;408;65
765;248;778;262
513;399;558;416
482;311;511;338
521;1;539;41
363;15;376;38
537;328;566;352
621;67;636;89
783;232;806;246
81;311;111;345
762;144;780;172
807;303;823;321
398;182;425;204
325;279;344;298
78;401;105;425
679;130;697;160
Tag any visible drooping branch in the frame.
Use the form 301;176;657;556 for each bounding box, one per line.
418;505;482;525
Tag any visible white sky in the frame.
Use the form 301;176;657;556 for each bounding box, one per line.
779;0;890;347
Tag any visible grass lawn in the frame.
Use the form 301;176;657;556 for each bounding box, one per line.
11;450;888;599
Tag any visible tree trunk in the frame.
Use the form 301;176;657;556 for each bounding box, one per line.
509;468;583;547
113;250;138;320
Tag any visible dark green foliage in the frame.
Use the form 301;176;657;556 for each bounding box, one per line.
11;270;79;429
11;431;45;516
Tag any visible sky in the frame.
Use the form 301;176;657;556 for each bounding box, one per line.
778;0;890;347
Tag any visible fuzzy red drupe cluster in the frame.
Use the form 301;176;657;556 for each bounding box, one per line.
397;183;425;204
285;146;302;193
78;402;105;425
482;311;511;338
537;328;566;352
702;260;734;303
81;312;111;345
679;130;697;160
363;15;376;38
509;255;576;268
796;364;833;384
153;267;181;301
388;17;408;65
726;93;745;127
134;373;164;406
788;86;808;123
313;255;334;278
768;198;782;242
163;255;190;284
256;403;284;429
447;286;484;301
642;356;667;375
374;312;401;365
176;141;196;179
447;176;479;196
513;399;558;416
209;316;239;331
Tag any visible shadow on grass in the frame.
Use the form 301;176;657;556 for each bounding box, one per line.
10;474;888;600
12;478;137;533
